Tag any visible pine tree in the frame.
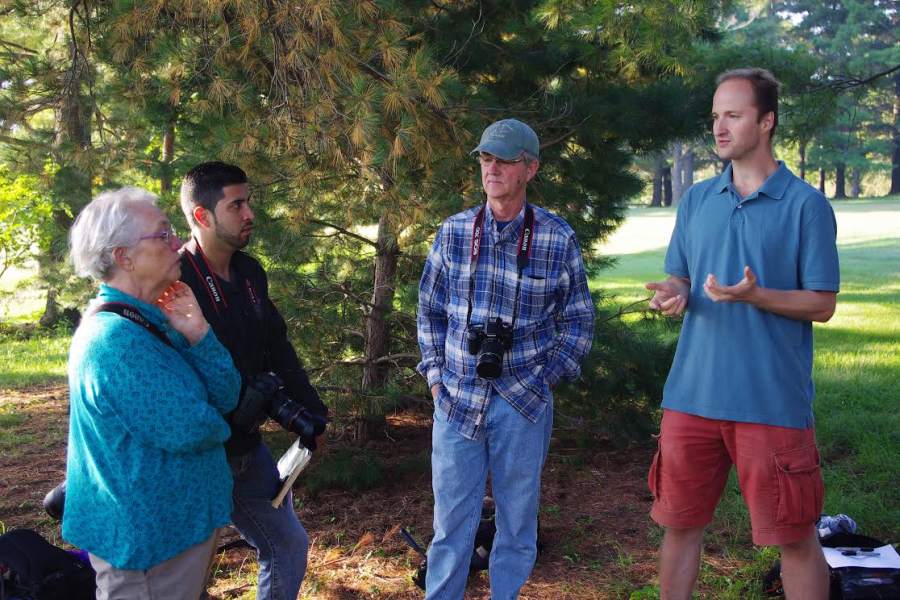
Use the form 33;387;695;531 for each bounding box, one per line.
774;0;900;196
2;0;733;438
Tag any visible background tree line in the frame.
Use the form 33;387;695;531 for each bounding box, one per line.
642;0;899;207
1;0;896;441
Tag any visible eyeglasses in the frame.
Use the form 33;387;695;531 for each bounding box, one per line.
476;154;526;166
138;226;179;246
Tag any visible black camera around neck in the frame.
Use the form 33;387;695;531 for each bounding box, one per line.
467;317;514;379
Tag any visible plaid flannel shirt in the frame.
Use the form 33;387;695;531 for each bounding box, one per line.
417;202;594;440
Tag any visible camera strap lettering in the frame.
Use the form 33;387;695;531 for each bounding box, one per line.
466;204;535;329
182;239;262;323
182;239;266;377
93;302;174;348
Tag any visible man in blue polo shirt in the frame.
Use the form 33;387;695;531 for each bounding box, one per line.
645;68;839;599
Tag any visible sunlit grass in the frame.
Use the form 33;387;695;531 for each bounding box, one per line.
0;329;70;389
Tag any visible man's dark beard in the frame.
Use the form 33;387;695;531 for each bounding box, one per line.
213;216;250;250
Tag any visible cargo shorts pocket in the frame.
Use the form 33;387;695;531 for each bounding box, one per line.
774;444;824;525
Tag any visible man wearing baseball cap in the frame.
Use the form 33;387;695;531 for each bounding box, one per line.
416;118;595;598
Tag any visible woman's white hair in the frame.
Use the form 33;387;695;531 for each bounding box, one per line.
69;187;159;281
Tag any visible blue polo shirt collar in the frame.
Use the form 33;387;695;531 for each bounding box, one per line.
715;161;792;201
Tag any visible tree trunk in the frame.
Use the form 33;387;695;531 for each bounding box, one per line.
356;213;399;441
671;142;683;205
42;25;93;327
650;156;664;206
891;72;900;195
850;168;862;198
160;120;175;193
662;166;672;207
834;163;847;199
38;289;60;328
677;149;694;205
818;169;826;194
798;142;807;182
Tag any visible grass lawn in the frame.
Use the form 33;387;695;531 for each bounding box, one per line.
594;196;900;597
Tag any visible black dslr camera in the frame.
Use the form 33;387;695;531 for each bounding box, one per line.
467;317;513;379
231;372;327;450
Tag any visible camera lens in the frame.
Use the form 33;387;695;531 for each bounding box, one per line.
270;394;327;450
475;338;504;379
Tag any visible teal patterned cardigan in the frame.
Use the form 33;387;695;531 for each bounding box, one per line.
62;284;240;569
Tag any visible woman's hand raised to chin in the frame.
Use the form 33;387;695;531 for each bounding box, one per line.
157;281;210;346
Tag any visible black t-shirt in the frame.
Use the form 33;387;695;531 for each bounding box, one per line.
180;241;326;457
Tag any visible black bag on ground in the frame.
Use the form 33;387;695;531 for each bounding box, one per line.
762;532;900;599
0;528;95;600
823;533;900;600
405;496;543;591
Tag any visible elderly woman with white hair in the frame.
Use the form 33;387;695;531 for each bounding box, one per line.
63;187;240;600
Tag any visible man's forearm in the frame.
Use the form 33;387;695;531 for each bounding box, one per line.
745;287;836;322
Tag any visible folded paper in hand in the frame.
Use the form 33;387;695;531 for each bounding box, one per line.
271;438;312;508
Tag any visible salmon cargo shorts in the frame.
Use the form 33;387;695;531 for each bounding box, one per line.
648;409;824;546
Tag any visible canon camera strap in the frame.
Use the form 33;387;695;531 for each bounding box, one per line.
93;302;173;348
182;239;266;375
465;204;535;328
182;239;262;320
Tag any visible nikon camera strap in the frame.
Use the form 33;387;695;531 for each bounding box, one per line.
93;302;173;348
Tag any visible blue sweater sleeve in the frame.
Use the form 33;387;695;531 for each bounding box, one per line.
86;318;232;454
177;328;240;416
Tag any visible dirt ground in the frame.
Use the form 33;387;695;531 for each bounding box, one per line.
0;385;753;599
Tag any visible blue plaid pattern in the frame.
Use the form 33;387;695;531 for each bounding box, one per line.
417;203;594;440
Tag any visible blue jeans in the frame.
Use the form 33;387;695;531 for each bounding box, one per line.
426;392;553;600
230;443;309;600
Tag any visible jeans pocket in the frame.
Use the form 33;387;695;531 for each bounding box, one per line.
774;444;824;525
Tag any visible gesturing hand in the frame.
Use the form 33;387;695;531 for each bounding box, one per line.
157;281;209;346
645;279;689;317
704;266;758;303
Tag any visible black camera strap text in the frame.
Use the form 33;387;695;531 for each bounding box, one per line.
93;302;173;348
182;238;261;323
466;204;535;330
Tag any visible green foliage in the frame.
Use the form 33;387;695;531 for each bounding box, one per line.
301;447;386;496
555;308;677;444
629;585;660;600
14;0;891;443
0;167;53;277
771;1;900;192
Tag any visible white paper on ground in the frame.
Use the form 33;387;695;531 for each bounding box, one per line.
822;544;900;569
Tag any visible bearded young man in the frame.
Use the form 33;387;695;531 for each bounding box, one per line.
179;162;327;600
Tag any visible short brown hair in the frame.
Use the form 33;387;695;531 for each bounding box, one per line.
180;162;248;227
716;68;780;138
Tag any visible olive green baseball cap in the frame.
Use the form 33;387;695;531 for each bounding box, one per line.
471;118;539;161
